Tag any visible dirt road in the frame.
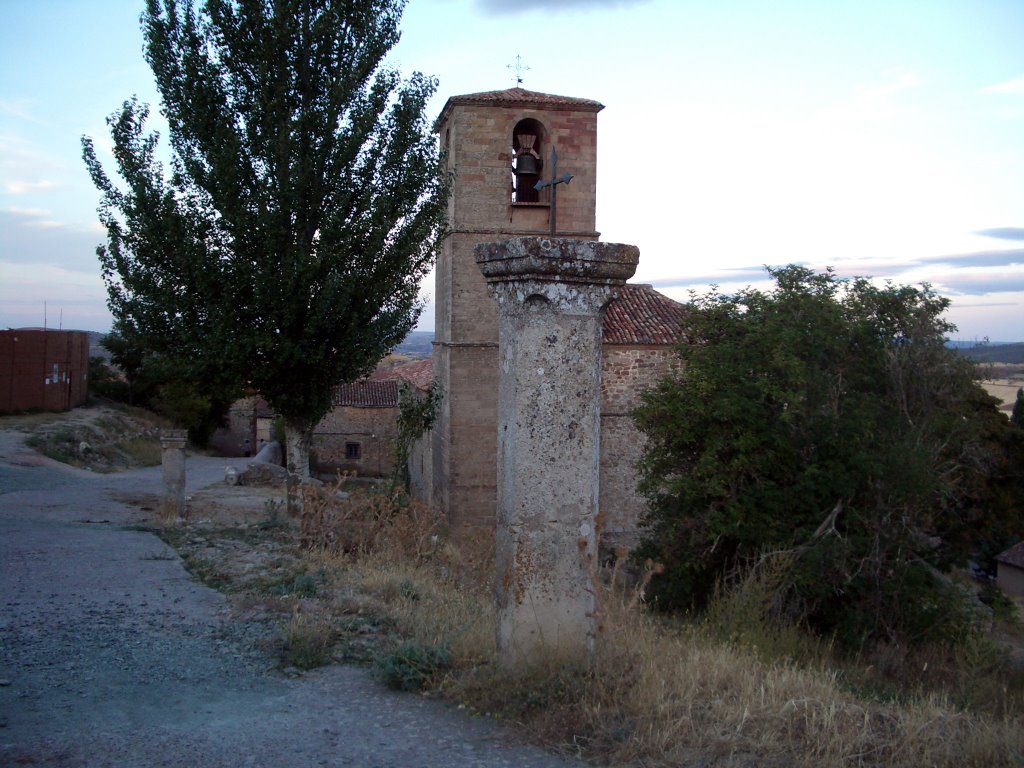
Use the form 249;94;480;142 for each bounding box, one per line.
0;432;579;767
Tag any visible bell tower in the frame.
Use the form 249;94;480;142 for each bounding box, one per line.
431;87;604;530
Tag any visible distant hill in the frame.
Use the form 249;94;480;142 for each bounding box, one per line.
956;343;1024;364
395;330;433;359
86;331;110;362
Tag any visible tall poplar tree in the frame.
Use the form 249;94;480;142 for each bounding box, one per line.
82;0;448;476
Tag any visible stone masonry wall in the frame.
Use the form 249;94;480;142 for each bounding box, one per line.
408;425;433;502
444;343;500;530
226;397;257;450
430;343;451;515
599;346;678;546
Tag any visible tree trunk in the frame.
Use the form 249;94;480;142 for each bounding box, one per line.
284;421;311;480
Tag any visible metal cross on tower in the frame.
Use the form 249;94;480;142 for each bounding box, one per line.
507;55;529;86
534;147;573;236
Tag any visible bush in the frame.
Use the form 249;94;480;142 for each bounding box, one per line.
373;641;451;691
634;266;1024;648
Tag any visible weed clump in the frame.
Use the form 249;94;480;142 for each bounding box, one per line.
373;641;451;691
283;610;335;670
299;478;444;561
290;572;317;598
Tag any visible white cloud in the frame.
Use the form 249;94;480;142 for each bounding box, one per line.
0;100;44;124
5;205;70;228
7;205;54;218
981;75;1024;95
0;260;104;294
4;179;55;195
0;133;61;175
856;71;923;101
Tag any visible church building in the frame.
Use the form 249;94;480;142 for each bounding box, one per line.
419;87;685;550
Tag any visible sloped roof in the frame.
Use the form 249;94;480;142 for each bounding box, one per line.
996;541;1024;569
392;358;434;390
368;358;433;391
603;284;685;346
332;379;399;408
435;87;604;130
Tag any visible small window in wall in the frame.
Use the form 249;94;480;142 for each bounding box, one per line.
345;442;362;460
512;118;547;204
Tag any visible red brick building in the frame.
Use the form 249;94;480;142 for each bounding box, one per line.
0;330;90;413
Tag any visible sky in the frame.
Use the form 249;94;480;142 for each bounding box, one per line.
1;0;1022;341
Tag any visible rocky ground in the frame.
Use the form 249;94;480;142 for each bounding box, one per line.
0;408;580;767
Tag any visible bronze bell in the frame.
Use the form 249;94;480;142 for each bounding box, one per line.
515;152;539;176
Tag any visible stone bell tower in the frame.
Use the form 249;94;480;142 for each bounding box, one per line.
431;88;604;530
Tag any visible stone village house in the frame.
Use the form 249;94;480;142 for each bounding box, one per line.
225;358;432;478
315;358;433;478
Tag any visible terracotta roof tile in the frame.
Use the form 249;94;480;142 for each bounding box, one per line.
367;358;434;390
393;358;434;390
332;379;398;408
603;284;685;346
435;87;603;129
996;541;1024;569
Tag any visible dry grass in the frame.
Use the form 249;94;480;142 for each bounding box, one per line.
151;481;1023;767
299;478;444;561
294;487;1023;767
283;607;336;670
570;611;1020;767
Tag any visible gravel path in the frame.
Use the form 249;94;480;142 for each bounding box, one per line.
0;435;582;767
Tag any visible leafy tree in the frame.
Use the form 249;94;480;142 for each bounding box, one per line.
100;320;160;406
99;324;232;445
87;356;126;402
634;266;1024;647
82;0;448;477
1012;387;1024;429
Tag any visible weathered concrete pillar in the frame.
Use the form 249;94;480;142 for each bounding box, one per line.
475;236;639;667
160;429;188;524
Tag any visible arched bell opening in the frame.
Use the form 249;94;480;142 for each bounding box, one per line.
512;118;547;204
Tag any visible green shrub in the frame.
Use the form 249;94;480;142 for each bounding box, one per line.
373;641;451;691
634;266;1024;648
291;573;317;598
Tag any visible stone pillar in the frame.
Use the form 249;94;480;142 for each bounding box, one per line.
160;429;188;524
475;236;639;667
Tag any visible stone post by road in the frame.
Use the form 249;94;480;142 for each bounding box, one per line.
475;236;639;667
160;429;188;524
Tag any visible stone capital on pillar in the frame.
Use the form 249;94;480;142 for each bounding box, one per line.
475;237;639;314
475;236;638;667
159;429;188;451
